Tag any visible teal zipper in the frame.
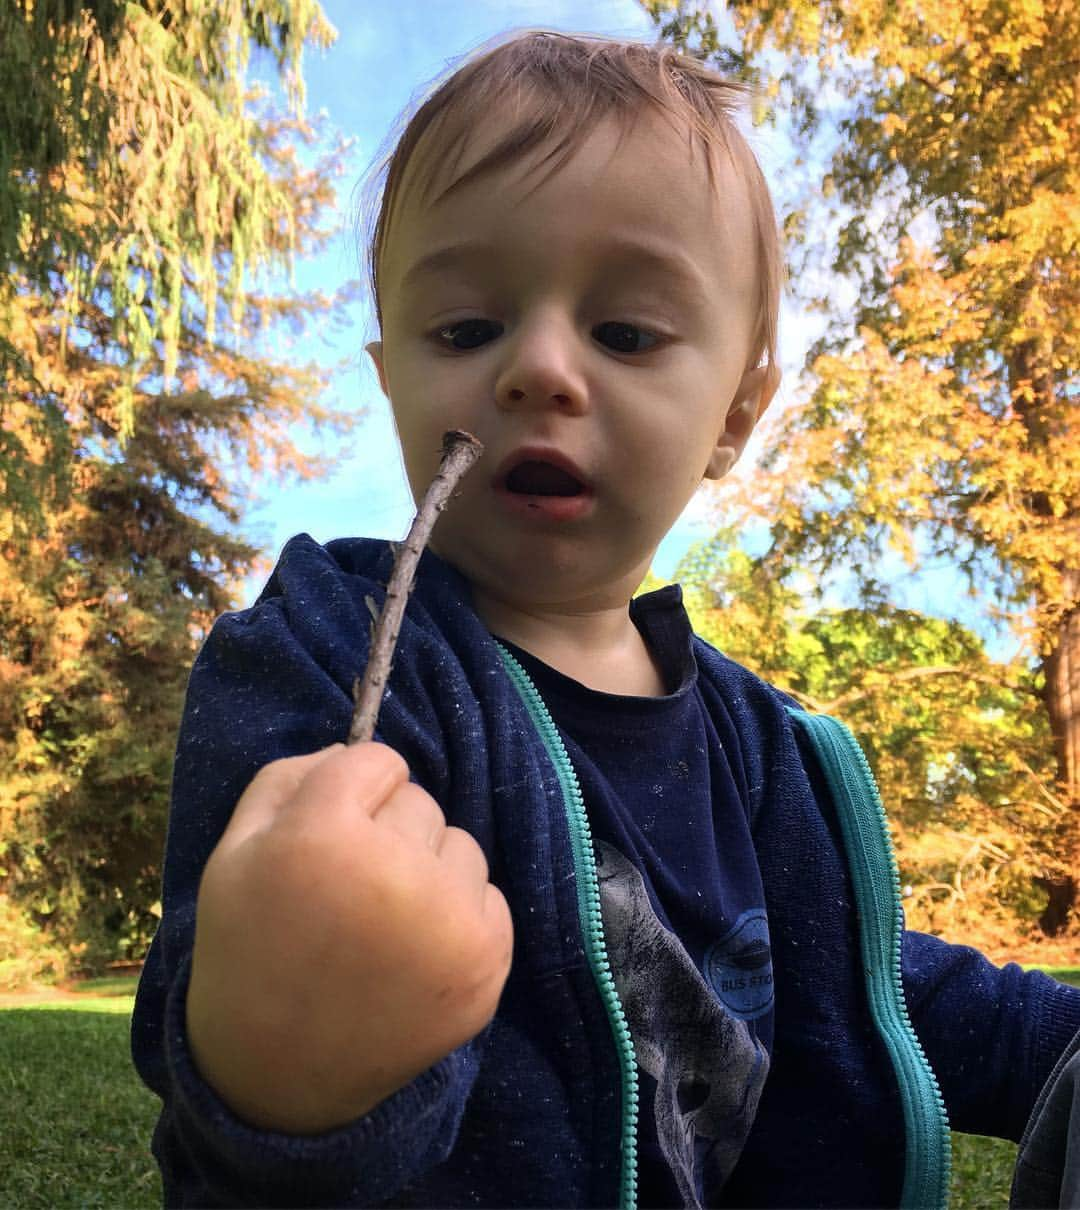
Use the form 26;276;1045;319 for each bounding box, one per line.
788;708;951;1210
496;643;640;1210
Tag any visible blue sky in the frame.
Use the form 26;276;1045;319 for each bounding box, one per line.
240;0;830;601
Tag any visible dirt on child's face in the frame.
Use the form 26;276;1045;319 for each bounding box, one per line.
366;109;771;615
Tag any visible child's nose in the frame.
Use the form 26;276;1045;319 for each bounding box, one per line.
494;310;589;416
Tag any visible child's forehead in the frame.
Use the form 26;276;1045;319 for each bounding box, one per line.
379;120;756;317
420;103;711;204
388;106;740;259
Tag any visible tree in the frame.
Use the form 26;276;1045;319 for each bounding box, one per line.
0;0;335;529
642;0;1080;932
0;1;126;291
0;1;356;980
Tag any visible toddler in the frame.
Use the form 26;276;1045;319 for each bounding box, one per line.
132;29;1080;1208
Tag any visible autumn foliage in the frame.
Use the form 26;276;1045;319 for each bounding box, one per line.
0;0;355;984
646;535;1071;964
0;0;1076;981
644;0;1079;956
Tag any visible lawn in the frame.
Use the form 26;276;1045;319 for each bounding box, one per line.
2;969;1077;1208
0;978;160;1209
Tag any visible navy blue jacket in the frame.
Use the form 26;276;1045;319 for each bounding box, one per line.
131;535;1080;1207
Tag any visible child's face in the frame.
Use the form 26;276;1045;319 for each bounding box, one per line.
366;108;775;614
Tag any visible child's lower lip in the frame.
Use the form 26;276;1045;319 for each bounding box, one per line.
494;485;594;522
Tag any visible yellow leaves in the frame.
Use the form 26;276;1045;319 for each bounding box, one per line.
748;287;1073;645
787;4;825;54
986;4;1049;69
1005;191;1080;269
729;0;827;56
650;0;1079;940
886;242;996;356
754;327;966;535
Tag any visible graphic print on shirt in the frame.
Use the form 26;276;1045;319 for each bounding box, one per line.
702;909;774;1021
594;840;770;1208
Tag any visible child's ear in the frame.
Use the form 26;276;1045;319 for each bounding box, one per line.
705;362;781;480
365;340;389;397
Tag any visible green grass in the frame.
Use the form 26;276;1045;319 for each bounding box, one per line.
946;966;1078;1207
950;1133;1017;1208
0;980;160;1209
1;967;1076;1207
1034;965;1080;987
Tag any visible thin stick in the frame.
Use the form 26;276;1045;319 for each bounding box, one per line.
348;429;484;744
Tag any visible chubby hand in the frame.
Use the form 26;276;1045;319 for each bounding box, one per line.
185;742;514;1134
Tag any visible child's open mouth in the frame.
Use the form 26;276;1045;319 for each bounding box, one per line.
505;461;585;497
494;452;595;521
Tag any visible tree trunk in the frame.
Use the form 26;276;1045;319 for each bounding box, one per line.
1044;569;1080;805
1013;330;1079;935
1039;568;1080;935
1035;874;1078;937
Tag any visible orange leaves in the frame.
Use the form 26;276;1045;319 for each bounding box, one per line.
748;324;970;543
655;0;1080;937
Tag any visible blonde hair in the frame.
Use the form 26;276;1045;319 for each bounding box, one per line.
357;28;783;376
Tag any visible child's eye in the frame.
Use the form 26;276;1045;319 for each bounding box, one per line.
434;319;500;351
593;322;661;354
432;318;662;355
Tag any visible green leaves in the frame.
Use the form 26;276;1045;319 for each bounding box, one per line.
1;0;337;412
0;0;356;977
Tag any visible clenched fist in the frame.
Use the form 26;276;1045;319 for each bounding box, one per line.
185;742;514;1135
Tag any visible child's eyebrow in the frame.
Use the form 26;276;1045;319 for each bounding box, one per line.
398;237;711;305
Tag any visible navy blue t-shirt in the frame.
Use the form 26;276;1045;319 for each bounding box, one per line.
497;586;774;1208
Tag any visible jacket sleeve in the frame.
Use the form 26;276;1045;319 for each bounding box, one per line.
902;930;1080;1141
130;545;486;1207
1010;1025;1080;1208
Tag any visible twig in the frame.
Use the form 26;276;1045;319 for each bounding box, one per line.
348;429;484;744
